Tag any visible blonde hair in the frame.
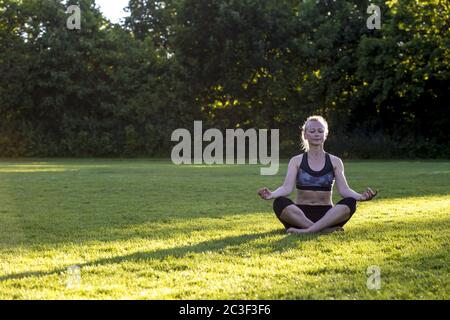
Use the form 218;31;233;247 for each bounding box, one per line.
300;115;329;151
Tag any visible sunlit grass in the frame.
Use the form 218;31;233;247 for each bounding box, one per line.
0;159;448;299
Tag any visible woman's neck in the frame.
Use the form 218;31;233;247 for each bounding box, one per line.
307;145;325;158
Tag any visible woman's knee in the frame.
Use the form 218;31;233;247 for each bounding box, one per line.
273;196;294;218
336;197;357;215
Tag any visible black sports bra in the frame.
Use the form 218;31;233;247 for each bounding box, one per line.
296;152;335;191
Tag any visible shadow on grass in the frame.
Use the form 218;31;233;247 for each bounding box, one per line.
1;214;448;283
0;229;321;283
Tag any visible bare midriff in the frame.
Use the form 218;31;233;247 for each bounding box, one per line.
295;189;333;206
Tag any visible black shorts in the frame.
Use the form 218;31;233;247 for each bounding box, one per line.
273;197;357;229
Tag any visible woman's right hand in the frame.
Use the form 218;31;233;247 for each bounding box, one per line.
257;187;273;200
358;187;378;201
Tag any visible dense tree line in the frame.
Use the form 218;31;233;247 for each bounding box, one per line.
0;0;448;158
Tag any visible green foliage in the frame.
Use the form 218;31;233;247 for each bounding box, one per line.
0;0;448;157
355;0;450;148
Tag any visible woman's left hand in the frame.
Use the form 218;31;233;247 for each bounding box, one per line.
359;187;378;201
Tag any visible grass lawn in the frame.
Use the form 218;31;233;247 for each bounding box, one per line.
0;159;448;299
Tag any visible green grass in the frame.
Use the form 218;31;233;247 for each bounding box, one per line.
0;159;449;299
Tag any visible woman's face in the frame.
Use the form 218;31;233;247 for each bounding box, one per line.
304;120;327;147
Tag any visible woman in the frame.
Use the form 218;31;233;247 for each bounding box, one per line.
257;115;377;234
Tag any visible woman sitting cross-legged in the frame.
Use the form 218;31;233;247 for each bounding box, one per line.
257;115;377;234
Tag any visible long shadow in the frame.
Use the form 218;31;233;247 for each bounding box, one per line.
1;214;448;283
0;229;311;283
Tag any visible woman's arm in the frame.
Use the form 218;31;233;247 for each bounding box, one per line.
258;156;299;200
333;157;377;201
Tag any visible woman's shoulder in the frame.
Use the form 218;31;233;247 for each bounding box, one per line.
289;154;304;168
291;153;305;161
327;153;344;167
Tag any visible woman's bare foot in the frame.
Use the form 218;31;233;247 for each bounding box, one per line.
286;227;310;234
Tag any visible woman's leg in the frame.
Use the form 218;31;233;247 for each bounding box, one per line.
273;197;314;229
288;198;357;234
279;205;314;229
287;205;349;234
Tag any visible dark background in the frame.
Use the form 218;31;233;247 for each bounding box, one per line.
0;0;448;158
